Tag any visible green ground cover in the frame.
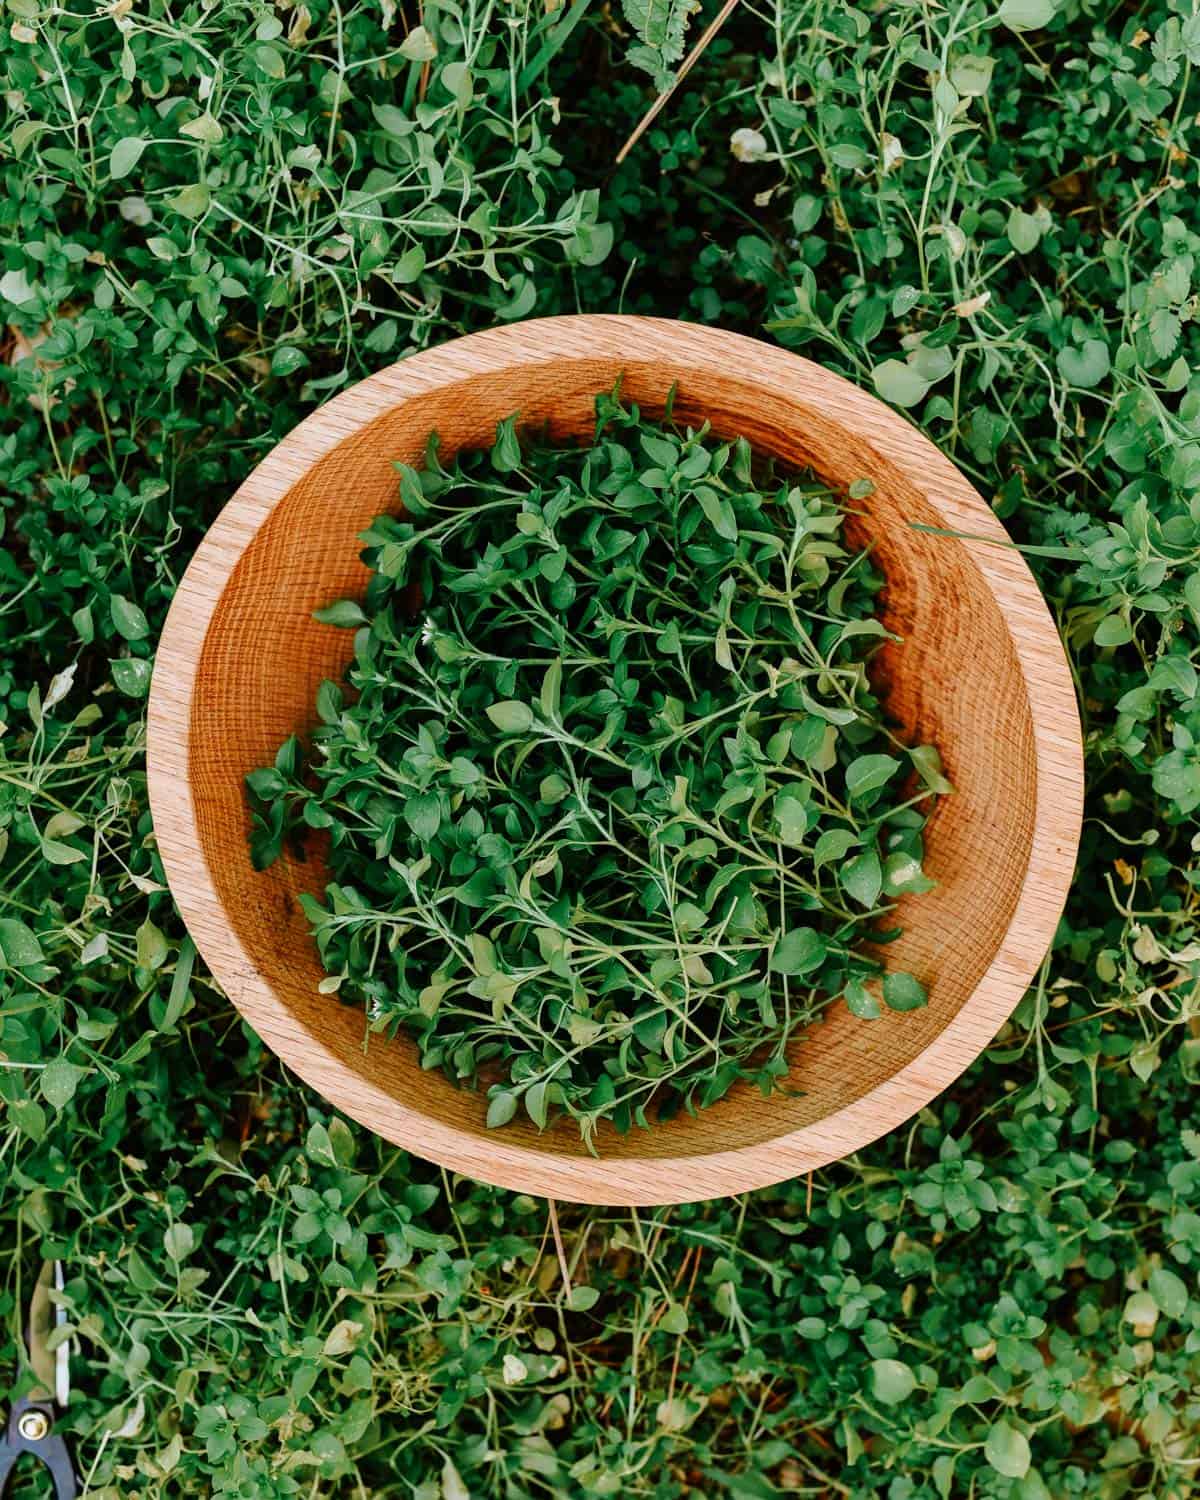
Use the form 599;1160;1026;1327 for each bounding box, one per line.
3;0;1200;1495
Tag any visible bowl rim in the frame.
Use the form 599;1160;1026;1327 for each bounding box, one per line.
148;314;1083;1205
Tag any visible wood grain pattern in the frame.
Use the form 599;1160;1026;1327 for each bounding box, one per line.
147;315;1083;1206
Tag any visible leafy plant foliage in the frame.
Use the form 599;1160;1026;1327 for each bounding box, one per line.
249;396;939;1141
621;0;701;87
3;0;1200;1493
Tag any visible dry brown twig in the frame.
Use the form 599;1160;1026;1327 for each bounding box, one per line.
547;1198;572;1298
665;1245;705;1408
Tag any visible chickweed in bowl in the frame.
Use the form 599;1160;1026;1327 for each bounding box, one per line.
247;389;951;1144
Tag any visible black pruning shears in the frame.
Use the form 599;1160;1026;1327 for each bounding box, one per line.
0;1262;77;1497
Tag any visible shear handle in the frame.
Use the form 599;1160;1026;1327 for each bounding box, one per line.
0;1395;78;1499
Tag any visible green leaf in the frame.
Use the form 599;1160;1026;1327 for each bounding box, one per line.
1149;1265;1189;1319
1006;208;1041;255
11;1099;46;1142
404;794;441;842
492;414;523;473
327;1116;357;1167
41;1058;84;1110
657;619;682;656
660;1300;688;1333
524;1080;549;1129
42;837;87;867
828;142;867;171
1057;339;1110;389
316;680;343;724
892;285;921;317
884;852;936;896
494;273;537;321
179;110;224;143
164;1223;196;1262
0;918;44;969
540;773;570;804
910;743;954;794
844;978;880;1019
398;24;437;61
567;1284;601;1311
135;918;169;971
486;1092;518;1129
883;972;928;1011
872;360;930;408
539;658;562;719
306;1121;337;1166
253;42;286;78
568;217;614;268
486;700;534;733
949;53;994;97
770;927;827;976
673;901;707;933
0;267;36;305
1149;308;1181;361
871;1358;917;1406
111;594;150;641
814;828;858;868
45;811;84;840
697;486;737;541
984;1420;1031;1480
845;754;900;799
774;792;809;847
1094;613;1133;647
111;657;152;697
621;0;695;82
392;244;426;283
166;182;211;219
841;850;883;907
792;716;831;762
441;1456;470;1500
110;136;147;179
271;345;308;377
469;934;497;976
372;102;413;137
999;0;1055;30
160;935;196;1032
313;599;366;628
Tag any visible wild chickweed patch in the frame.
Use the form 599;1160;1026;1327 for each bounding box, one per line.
3;0;1200;1496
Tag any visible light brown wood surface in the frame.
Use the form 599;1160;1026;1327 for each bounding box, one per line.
147;315;1083;1206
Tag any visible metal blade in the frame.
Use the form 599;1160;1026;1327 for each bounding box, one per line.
25;1261;69;1408
26;1261;55;1400
54;1260;69;1408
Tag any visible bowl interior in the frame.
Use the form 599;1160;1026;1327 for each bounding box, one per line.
182;350;1036;1171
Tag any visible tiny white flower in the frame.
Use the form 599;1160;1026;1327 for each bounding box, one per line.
367;997;383;1022
730;127;768;164
420;616;435;645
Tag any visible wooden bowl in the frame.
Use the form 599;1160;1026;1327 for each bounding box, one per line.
148;316;1082;1205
